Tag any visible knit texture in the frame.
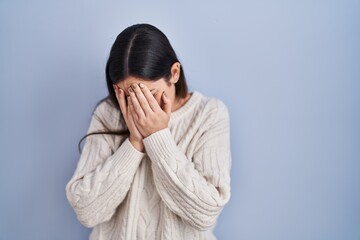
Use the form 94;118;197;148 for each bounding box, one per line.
66;91;232;240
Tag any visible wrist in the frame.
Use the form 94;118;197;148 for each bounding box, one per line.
129;138;145;153
145;126;168;138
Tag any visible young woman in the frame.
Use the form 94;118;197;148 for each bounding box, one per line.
66;23;232;240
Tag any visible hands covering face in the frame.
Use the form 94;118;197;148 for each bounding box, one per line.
113;83;172;151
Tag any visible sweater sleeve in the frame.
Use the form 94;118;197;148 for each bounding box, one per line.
65;105;145;228
142;100;232;231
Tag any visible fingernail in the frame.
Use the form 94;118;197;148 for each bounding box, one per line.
131;84;137;90
119;89;122;94
163;92;167;97
139;83;144;88
129;87;133;93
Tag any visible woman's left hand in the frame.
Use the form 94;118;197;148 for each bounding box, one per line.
127;83;172;138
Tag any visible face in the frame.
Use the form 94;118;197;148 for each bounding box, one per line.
114;76;176;106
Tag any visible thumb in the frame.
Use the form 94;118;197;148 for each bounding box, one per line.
161;91;171;115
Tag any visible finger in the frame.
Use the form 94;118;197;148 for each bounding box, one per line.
113;85;127;116
130;83;153;115
139;83;162;112
126;99;139;130
128;87;146;119
127;98;135;122
161;91;172;115
127;94;143;121
117;88;128;117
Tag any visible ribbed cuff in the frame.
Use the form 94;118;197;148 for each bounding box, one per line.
112;137;146;171
143;128;179;162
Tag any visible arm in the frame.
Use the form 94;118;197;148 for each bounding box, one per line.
65;108;145;228
143;101;232;231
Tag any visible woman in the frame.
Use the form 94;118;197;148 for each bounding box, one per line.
66;23;232;240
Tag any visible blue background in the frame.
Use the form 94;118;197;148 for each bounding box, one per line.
1;0;359;239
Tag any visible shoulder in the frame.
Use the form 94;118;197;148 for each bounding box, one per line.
91;97;123;130
93;97;117;116
194;91;230;124
190;92;231;151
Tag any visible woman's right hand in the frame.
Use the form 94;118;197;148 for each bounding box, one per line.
114;85;145;152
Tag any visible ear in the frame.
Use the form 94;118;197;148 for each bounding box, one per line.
169;62;181;84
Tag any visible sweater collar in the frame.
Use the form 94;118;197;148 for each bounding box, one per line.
169;91;201;123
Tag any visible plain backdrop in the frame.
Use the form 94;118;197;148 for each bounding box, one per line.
0;0;359;239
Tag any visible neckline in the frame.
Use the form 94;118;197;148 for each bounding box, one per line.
170;91;201;122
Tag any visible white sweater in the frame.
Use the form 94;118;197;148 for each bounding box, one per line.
66;91;232;240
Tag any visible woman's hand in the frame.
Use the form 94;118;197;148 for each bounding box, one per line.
127;83;172;138
114;85;145;152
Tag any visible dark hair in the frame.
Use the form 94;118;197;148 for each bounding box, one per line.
78;23;188;153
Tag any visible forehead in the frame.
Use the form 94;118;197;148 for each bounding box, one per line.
117;76;164;90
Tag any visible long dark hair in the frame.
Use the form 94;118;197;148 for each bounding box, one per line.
78;23;188;153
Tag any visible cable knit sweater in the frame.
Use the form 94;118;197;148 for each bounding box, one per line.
65;91;232;240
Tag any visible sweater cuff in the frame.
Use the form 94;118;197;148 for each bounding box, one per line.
112;137;146;170
143;128;179;162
